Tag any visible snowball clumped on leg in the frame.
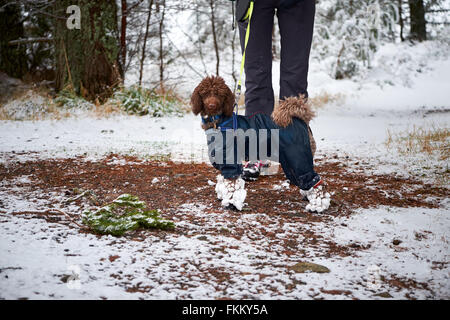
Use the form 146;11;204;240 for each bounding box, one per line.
215;175;226;200
301;185;331;213
215;175;247;211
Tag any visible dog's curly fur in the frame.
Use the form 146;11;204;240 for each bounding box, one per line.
190;76;235;118
272;95;316;156
271;95;315;127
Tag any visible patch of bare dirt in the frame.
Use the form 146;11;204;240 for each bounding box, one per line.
1;154;445;216
0;153;447;262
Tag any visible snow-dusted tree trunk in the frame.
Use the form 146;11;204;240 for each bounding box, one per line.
398;0;405;41
157;0;166;92
139;0;154;87
120;0;128;75
408;0;427;41
209;0;220;76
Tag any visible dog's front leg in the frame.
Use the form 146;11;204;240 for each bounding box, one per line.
215;175;247;211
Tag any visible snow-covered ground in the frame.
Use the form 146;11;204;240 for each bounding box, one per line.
0;201;448;299
0;40;449;299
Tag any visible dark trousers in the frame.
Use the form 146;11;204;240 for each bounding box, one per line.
238;0;316;116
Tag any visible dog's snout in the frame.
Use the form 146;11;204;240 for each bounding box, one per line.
204;96;220;113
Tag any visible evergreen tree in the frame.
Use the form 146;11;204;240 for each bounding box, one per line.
53;0;122;102
22;1;54;81
314;0;398;79
0;1;28;78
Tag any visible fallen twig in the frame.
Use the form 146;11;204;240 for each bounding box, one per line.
47;208;85;229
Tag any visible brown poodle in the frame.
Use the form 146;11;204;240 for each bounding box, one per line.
190;76;329;212
191;76;316;155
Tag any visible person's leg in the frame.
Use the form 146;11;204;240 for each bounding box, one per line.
277;0;316;100
238;0;276;116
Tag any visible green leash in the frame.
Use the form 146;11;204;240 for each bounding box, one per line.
234;1;254;114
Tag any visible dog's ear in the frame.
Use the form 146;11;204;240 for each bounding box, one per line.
190;85;203;115
222;83;235;117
